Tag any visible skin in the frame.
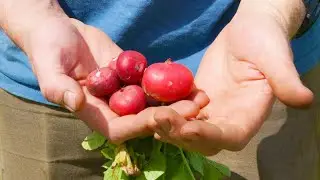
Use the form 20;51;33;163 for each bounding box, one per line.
0;0;314;155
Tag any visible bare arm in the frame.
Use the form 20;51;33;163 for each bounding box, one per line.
0;0;66;51
238;0;306;38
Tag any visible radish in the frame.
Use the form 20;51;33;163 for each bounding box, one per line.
116;50;147;85
86;67;120;97
141;59;194;102
109;85;146;116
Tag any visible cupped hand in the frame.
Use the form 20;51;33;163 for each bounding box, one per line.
148;6;314;155
27;17;126;141
25;17;143;143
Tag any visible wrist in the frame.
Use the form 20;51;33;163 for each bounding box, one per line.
0;0;67;51
237;0;306;38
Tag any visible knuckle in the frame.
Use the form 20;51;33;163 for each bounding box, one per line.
154;107;176;123
146;107;158;130
147;118;159;131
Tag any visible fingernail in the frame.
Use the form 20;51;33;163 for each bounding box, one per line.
64;91;77;112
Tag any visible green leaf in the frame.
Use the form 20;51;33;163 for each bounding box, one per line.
205;159;231;177
102;161;112;169
142;152;166;180
101;147;115;160
81;131;106;151
185;151;205;176
163;146;182;180
104;167;117;180
104;166;129;180
137;140;166;180
165;144;180;157
105;141;117;150
127;137;154;159
178;148;196;180
203;159;231;180
171;162;195;180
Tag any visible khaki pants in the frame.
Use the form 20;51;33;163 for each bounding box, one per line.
0;91;105;180
0;64;319;180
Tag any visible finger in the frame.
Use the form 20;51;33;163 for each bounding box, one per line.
75;87;118;137
106;107;155;144
180;120;249;152
186;86;210;108
155;129;221;156
152;107;186;140
254;31;314;108
39;73;85;112
150;100;200;136
169;100;200;118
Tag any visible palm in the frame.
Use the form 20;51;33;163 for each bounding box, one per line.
194;19;281;150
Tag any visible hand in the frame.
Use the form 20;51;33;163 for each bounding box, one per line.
23;17;147;143
147;2;314;155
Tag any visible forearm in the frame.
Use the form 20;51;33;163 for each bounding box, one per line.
238;0;306;38
0;0;66;50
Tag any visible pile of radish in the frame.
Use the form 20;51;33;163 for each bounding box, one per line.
82;50;231;180
85;50;194;115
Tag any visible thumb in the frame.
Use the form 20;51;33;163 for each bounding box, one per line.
38;73;85;112
256;34;313;108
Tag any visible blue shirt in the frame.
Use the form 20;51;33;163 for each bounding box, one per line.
0;0;319;106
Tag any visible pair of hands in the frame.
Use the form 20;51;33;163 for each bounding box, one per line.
26;5;313;156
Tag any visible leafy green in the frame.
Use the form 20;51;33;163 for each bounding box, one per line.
185;151;205;176
102;161;112;169
203;159;231;180
162;144;182;180
101;147;115;160
137;140;166;180
207;159;231;177
171;161;195;180
105;141;117;149
164;143;180;157
178;148;196;180
81;131;106;150
81;132;231;180
104;166;129;180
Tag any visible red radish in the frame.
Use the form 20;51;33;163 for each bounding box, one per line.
141;59;194;102
107;57;117;70
116;50;147;84
109;85;146;116
86;67;120;97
